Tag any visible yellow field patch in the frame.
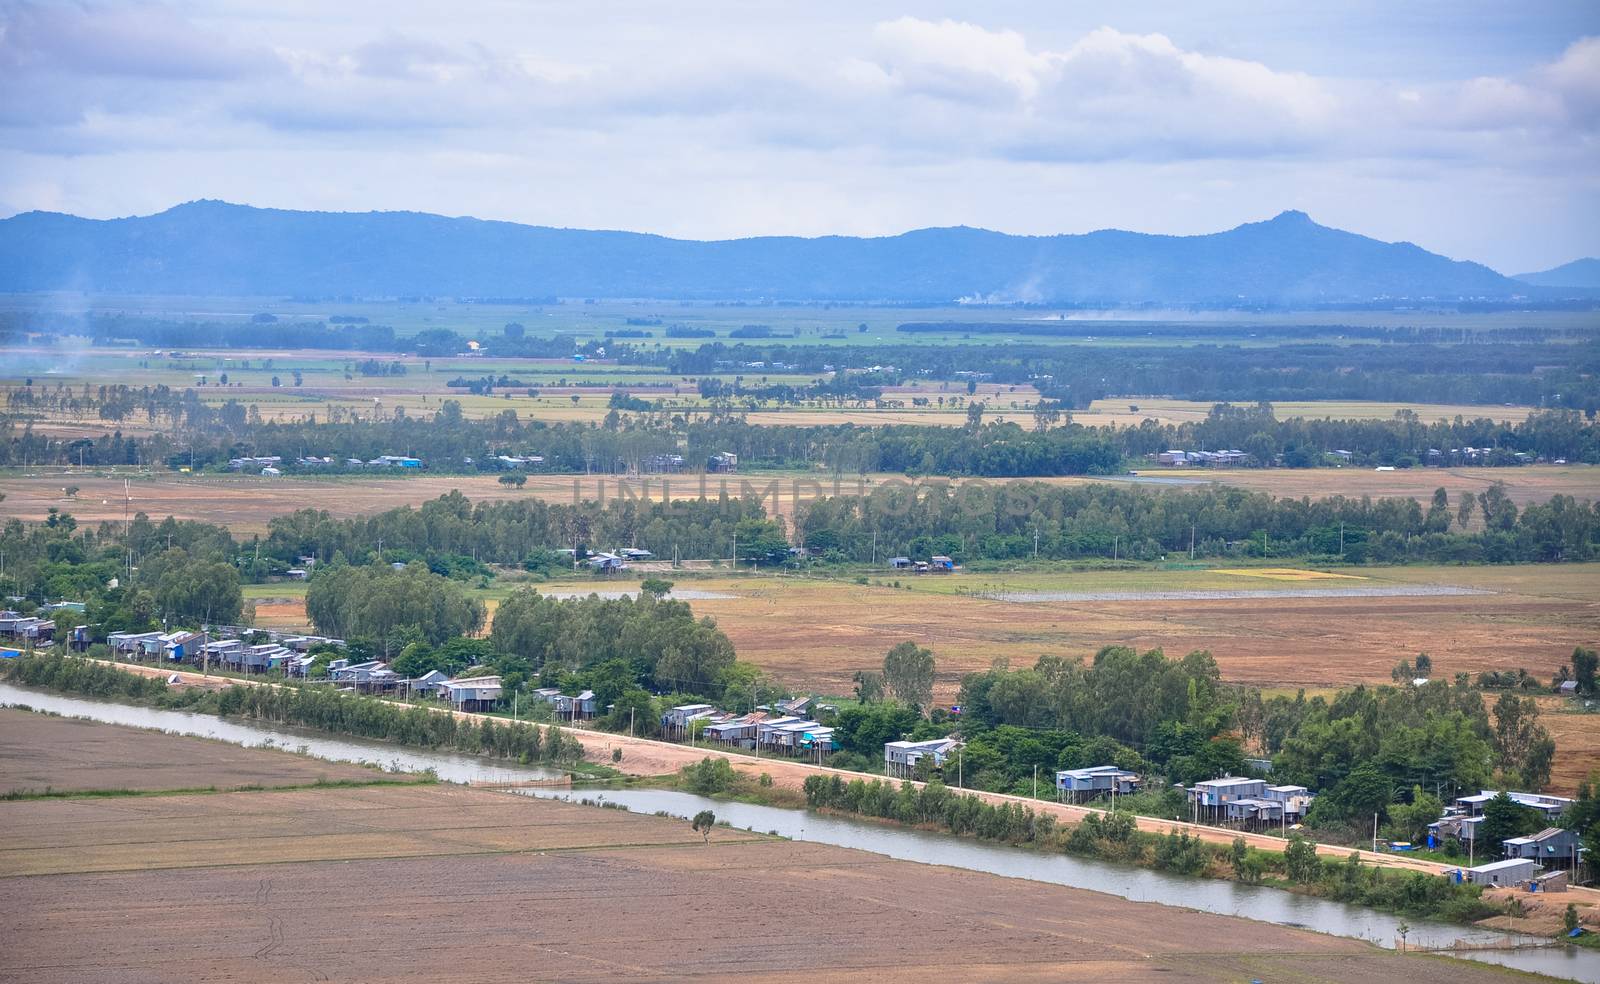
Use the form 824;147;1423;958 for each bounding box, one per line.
1213;568;1367;581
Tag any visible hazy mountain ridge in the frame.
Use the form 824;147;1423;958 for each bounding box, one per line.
1514;257;1600;289
0;200;1534;303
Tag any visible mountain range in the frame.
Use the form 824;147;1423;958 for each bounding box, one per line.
0;200;1584;304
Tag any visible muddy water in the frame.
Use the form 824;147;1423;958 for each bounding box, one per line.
0;682;563;785
3;682;1591;981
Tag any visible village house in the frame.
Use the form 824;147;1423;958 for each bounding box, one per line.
107;631;163;658
661;703;718;736
1502;828;1585;870
885;737;963;778
703;713;768;748
0;612;56;646
407;669;451;696
1189;777;1267;820
1456;858;1539;888
1264;784;1315;820
1055;765;1140;802
159;630;203;662
440;676;503;712
553;690;597;720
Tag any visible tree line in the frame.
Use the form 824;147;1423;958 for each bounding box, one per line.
797;480;1598;564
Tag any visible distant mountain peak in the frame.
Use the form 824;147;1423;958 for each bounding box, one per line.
1268;209;1315;224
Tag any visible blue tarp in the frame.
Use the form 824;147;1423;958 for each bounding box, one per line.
0;649;22;659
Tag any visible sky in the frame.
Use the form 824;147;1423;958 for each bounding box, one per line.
0;0;1597;273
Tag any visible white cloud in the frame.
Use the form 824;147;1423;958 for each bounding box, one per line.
0;3;1593;270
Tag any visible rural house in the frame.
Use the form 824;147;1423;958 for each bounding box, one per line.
885;738;964;778
1055;765;1140;802
440;676;503;711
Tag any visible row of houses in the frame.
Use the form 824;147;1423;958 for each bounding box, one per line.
1187;776;1316;825
0;611;56;646
661;697;836;757
1155;449;1251;468
228;454;423;473
886;555;956;573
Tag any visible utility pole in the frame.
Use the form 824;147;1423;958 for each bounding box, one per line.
1190;524;1195;560
1032;530;1039;560
1372;812;1379;854
1033;764;1038;799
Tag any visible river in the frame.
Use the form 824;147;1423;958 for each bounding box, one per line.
1;681;1591;982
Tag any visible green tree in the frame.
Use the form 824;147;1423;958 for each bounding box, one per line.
852;669;885;703
639;578;674;599
691;809;716;843
1285;834;1321;883
1492;692;1555;788
154;559;243;625
1387;785;1445;843
1572;647;1598;697
1479;792;1542;858
883;640;935;711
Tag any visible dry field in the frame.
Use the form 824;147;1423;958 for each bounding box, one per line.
1080;397;1541;426
3;464;1594;535
1128;464;1600;507
0;718;1524;984
0;707;410;795
665;566;1600;697
0;470;845;533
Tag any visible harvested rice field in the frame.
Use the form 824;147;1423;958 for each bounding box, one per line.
0;707;413;795
0;715;1532;984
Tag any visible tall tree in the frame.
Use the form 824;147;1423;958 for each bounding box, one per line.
883;640;935;711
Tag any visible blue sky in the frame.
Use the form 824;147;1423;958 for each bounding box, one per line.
1;1;1596;272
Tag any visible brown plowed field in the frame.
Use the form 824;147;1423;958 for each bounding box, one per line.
0;707;409;795
0;779;1525;983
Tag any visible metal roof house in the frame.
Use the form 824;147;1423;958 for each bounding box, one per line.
703;713;768;747
1503;828;1584;869
1223;798;1286;825
1264;784;1316;819
160;631;202;662
108;631;163;655
553;690;597;719
885;738;963;778
408;670;451;695
1453;790;1573;821
1055;765;1140;801
440;676;503;711
1457;858;1538;888
1190;777;1267;818
662;703;718;734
